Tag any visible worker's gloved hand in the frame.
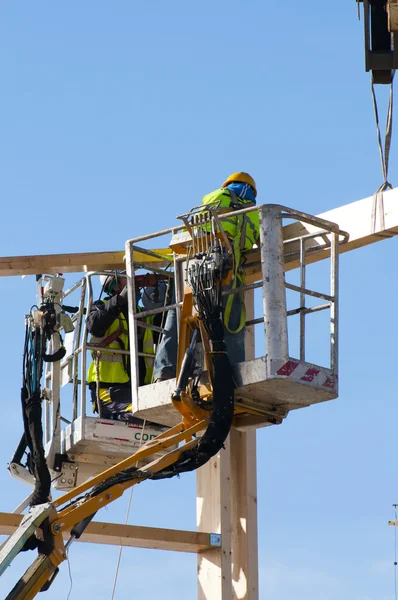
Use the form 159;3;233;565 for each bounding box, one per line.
117;284;129;307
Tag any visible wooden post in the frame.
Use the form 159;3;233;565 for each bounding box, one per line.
230;428;259;600
229;288;259;600
197;439;232;600
196;290;259;599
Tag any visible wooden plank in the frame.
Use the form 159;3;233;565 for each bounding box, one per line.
0;248;171;277
0;513;213;553
245;188;398;281
285;188;398;249
282;189;398;267
2;190;398;278
0;251;126;277
197;441;232;600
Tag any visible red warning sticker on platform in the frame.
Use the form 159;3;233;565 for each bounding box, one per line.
300;368;320;382
276;360;300;376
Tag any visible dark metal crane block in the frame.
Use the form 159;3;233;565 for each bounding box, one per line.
359;0;398;83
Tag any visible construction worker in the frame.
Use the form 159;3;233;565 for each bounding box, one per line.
153;172;259;381
86;271;165;422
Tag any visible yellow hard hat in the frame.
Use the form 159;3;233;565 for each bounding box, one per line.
221;172;257;197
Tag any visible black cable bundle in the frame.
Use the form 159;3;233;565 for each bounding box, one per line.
152;252;235;478
151;349;234;479
189;250;223;329
87;466;146;498
20;321;52;507
21;387;51;507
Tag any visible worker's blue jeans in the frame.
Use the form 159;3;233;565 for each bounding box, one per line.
153;287;246;381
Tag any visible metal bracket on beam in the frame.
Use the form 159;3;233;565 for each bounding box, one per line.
209;533;222;547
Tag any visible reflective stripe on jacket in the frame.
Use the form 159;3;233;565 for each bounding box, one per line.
143;316;155;385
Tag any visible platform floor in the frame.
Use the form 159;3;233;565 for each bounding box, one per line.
135;356;338;429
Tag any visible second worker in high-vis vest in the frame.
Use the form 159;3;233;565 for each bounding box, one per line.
86;272;164;423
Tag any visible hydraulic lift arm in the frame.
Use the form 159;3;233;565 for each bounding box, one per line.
1;408;210;599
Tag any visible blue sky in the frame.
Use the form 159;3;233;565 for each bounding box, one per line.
0;1;397;598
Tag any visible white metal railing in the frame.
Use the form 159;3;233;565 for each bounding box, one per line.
125;203;345;413
237;206;344;371
43;271;132;449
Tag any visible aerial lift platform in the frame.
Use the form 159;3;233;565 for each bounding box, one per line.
0;201;343;599
129;203;340;430
0;182;397;599
8;203;341;495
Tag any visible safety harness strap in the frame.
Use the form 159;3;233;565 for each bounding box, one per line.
223;214;246;334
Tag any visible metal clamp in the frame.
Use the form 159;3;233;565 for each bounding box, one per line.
209;533;222;547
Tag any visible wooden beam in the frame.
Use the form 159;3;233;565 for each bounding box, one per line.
245;188;398;280
168;189;398;280
293;188;398;248
282;188;398;267
0;251;126;277
0;513;214;553
0;248;171;277
2;189;398;278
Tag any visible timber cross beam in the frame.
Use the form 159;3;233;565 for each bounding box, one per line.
0;512;219;553
0;189;397;278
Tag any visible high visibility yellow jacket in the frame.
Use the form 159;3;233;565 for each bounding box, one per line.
87;309;130;385
201;188;259;251
87;301;155;386
201;188;259;334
